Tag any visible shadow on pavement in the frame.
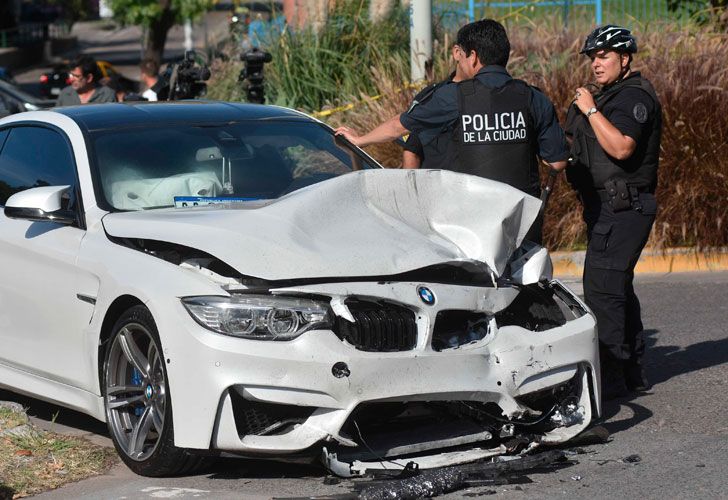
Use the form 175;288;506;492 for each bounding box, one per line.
0;389;108;437
645;328;728;387
207;457;326;480
600;400;654;436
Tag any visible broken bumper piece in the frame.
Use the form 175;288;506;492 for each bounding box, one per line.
201;279;598;476
321;367;594;477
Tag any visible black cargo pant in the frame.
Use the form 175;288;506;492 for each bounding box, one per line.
581;191;656;363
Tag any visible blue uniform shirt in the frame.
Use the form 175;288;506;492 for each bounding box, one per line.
400;66;569;163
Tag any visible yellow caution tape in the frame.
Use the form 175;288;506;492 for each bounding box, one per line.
311;81;424;119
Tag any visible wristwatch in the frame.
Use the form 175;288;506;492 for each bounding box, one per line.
586;107;598;118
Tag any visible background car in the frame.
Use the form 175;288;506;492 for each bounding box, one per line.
0;79;55;117
0;66;16;84
39;59;138;99
0;102;599;477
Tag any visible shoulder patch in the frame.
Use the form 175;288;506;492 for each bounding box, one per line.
633;102;648;123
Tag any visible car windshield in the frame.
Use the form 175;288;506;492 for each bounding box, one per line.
90;120;377;211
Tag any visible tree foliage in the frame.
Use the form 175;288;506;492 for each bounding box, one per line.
47;0;93;27
108;0;211;28
107;0;212;65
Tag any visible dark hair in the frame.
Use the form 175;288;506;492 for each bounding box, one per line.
140;58;160;77
456;19;510;68
73;55;102;83
105;74;122;92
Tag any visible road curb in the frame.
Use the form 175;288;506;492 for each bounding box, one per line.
551;247;728;278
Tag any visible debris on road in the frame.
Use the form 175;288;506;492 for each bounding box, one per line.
351;450;571;499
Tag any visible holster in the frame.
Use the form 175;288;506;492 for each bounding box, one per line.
603;178;633;212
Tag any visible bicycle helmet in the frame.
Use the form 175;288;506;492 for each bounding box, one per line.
580;25;637;54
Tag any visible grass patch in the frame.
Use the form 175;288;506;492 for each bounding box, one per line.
0;404;117;499
0;408;27;432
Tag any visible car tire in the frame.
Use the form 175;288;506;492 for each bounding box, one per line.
103;305;207;476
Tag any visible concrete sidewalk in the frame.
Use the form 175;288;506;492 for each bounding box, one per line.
552;247;728;278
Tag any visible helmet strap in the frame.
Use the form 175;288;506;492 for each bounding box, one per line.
615;52;632;84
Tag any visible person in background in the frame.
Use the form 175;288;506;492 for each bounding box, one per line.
140;58;160;102
565;25;662;400
105;74;127;102
55;55;116;106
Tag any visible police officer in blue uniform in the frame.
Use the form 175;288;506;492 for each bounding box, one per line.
335;19;568;242
402;68;464;169
401;77;456;169
565;25;662;399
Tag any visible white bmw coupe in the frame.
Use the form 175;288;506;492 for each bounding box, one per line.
0;102;599;477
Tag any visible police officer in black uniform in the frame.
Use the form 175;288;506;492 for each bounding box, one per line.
335;19;568;242
565;25;662;399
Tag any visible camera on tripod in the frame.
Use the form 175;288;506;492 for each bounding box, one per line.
239;47;272;104
154;50;212;101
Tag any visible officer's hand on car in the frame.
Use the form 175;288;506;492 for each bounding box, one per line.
573;87;596;115
334;126;363;146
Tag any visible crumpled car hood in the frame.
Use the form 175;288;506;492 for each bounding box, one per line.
101;169;541;281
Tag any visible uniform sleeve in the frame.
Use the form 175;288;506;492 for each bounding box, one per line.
530;89;569;163
402;132;424;156
399;83;459;146
604;88;655;142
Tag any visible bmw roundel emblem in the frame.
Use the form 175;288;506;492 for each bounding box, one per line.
417;286;436;305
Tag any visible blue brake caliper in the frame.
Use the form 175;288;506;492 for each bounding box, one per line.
131;368;144;416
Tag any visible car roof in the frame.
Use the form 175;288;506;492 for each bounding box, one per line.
53;101;315;131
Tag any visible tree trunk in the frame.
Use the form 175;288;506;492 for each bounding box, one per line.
144;0;176;66
304;0;329;33
369;0;396;23
283;0;329;32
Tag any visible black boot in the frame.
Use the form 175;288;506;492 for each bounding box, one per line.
600;356;628;401
624;359;651;392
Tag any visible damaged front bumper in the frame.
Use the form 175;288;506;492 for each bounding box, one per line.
163;278;599;476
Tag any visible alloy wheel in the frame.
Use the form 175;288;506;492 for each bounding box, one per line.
105;322;166;461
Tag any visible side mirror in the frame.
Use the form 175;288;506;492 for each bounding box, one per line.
4;185;76;225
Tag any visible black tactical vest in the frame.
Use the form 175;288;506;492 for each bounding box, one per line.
452;79;539;197
566;74;661;192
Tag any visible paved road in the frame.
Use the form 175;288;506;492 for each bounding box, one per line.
2;271;725;499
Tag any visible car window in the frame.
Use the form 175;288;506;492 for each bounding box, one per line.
280;145;351;179
90;121;377;211
0;126;78;206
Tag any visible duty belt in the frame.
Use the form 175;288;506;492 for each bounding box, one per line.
596;185;650;203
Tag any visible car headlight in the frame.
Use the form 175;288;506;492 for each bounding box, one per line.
182;295;331;340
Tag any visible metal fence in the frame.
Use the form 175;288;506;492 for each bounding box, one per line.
436;0;679;28
0;22;70;49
